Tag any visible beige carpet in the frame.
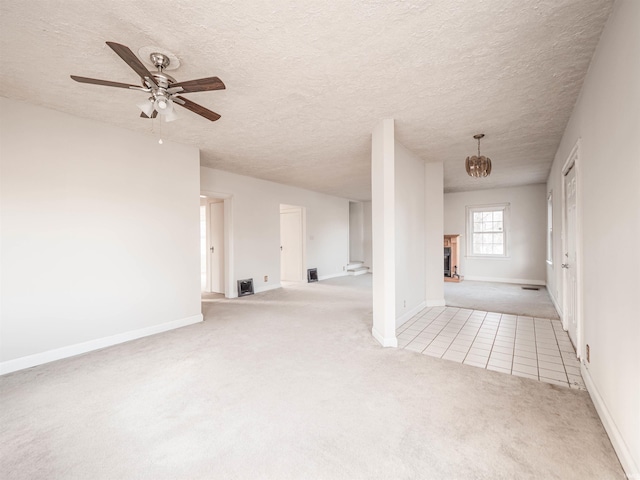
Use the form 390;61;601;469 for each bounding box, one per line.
445;280;561;320
0;275;623;479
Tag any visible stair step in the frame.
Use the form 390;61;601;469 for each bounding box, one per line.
347;266;369;276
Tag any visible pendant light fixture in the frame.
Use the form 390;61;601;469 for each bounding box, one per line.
465;133;492;178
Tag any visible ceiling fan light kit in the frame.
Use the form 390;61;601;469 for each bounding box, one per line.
70;41;225;123
465;133;492;178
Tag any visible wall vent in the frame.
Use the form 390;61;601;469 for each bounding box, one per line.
237;278;254;297
307;268;318;283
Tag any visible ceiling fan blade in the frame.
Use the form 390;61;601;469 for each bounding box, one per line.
106;41;158;88
140;110;158;119
175;96;221;121
170;76;225;93
70;75;143;90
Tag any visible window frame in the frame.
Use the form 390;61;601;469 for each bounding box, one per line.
465;203;510;258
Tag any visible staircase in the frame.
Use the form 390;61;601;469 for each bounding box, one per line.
346;261;369;276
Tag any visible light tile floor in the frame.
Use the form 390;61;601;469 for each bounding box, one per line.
398;306;585;390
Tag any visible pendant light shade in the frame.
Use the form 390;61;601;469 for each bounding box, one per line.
164;109;179;122
465;134;492;178
137;98;154;117
154;95;174;115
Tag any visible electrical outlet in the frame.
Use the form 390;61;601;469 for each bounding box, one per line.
403;300;406;308
586;344;590;363
343;265;345;271
264;275;268;282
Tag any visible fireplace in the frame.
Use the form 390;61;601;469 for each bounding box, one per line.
444;247;451;277
444;234;463;282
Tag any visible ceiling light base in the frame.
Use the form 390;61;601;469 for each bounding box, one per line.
150;53;170;70
138;46;181;71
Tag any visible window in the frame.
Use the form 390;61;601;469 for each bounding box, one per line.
546;191;553;264
466;204;509;257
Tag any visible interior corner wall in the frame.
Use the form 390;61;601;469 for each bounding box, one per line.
443;184;547;285
394;141;426;325
0;98;202;371
199;167;349;293
546;0;640;475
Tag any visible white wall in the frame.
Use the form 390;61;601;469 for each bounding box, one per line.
371;119;397;347
200;167;349;294
394;141;426;324
349;202;364;262
425;162;445;306
444;184;546;285
546;0;640;475
362;201;372;271
0;98;202;372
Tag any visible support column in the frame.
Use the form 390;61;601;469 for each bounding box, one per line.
371;119;397;347
425;162;445;306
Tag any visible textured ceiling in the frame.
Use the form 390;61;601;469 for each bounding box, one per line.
0;0;613;200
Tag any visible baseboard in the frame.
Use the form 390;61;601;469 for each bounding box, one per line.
371;327;397;348
463;276;546;286
253;283;282;294
581;364;639;478
549;290;563;321
426;298;446;307
0;314;203;376
318;271;349;281
396;301;427;329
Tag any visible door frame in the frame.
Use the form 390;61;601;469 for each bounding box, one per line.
561;139;583;359
201;191;235;298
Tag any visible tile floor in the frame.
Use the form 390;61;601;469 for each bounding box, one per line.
398;306;585;389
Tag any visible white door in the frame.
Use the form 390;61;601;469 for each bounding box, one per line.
209;202;225;293
200;205;207;291
280;209;303;282
563;164;578;347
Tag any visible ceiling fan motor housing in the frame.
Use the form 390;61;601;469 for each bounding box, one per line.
148;70;176;112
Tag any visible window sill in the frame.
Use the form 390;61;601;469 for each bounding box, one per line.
466;255;510;260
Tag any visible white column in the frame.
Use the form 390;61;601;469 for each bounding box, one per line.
371;119;397;347
425;162;445;306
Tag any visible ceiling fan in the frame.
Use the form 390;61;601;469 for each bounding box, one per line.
71;41;225;122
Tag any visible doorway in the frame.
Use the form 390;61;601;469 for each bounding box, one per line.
280;204;305;282
201;196;226;295
562;142;581;358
